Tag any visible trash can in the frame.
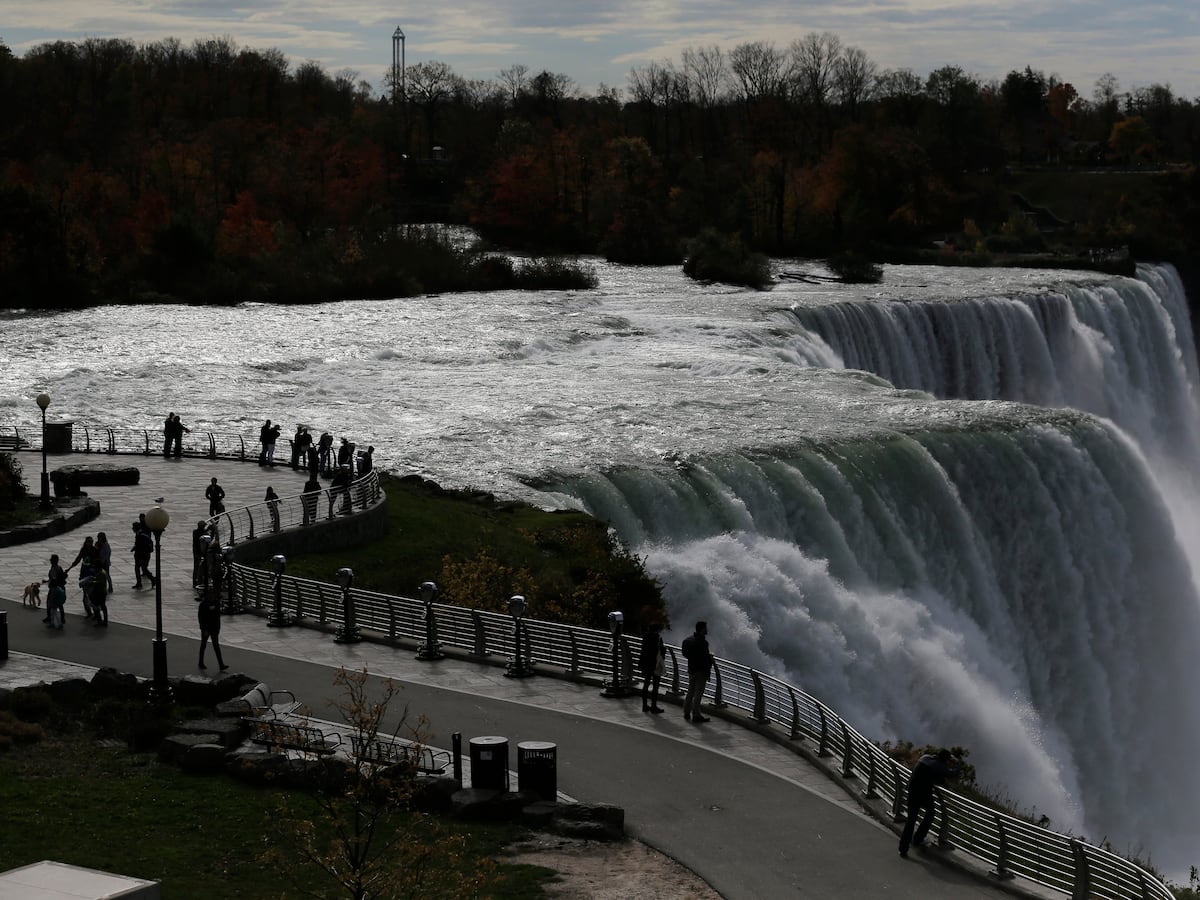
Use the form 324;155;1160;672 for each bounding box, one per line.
469;735;509;790
517;741;557;800
44;421;73;453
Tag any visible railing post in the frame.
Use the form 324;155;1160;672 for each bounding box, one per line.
863;749;880;799
208;433;216;459
334;568;360;643
666;647;682;696
142;429;150;455
840;721;856;778
989;815;1015;880
1070;840;1090;900
711;660;727;707
238;435;245;460
817;705;833;757
787;686;803;740
891;768;906;822
933;788;955;849
470;609;487;656
750;670;768;723
567;630;580;673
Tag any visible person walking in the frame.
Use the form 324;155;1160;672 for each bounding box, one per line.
205;477;226;516
196;588;228;671
640;621;666;713
681;620;714;723
265;485;281;531
131;521;156;589
898;749;962;858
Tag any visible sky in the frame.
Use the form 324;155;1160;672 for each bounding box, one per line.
2;0;1198;101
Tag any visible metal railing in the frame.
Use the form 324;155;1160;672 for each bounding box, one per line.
205;471;382;546
226;564;1173;900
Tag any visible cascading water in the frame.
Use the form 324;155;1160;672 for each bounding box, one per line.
543;263;1200;872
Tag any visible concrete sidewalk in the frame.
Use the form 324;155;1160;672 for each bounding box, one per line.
0;452;1041;900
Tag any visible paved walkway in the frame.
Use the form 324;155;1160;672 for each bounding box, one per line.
0;451;1050;900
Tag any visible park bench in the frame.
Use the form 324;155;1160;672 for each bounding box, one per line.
217;683;301;720
349;735;452;775
244;714;343;755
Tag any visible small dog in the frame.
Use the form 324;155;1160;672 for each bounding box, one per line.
22;582;42;608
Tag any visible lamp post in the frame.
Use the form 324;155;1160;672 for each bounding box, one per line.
601;610;634;697
267;554;290;627
145;505;171;704
334;566;360;643
36;393;51;509
416;581;444;660
505;594;533;678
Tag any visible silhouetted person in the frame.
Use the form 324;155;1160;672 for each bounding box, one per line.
898;749;962;858
197;588;228;671
329;465;351;516
258;419;273;465
205;477;226;516
317;431;333;474
266;422;281;465
163;412;174;457
90;564;109;626
640;621;666;713
131;521;156;589
681;620;713;723
265;485;281;531
358;445;374;475
66;535;96;619
192;520;208;587
171;413;189;456
301;476;320;526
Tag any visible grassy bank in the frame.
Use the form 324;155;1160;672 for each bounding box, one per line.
0;690;554;899
257;473;666;633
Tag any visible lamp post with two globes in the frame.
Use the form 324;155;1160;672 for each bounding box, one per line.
35;393;51;509
145;505;172;704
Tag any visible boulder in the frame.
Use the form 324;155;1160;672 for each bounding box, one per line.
179;742;229;775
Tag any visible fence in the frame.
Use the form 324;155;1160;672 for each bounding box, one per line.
205;471;382;546
225;562;1173;900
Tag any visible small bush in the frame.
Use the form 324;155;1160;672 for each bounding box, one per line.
9;687;53;723
682;229;772;290
827;252;883;284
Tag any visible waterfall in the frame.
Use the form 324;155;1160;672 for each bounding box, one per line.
547;264;1200;872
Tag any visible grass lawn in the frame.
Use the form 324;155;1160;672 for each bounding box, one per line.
0;718;557;899
257;473;665;631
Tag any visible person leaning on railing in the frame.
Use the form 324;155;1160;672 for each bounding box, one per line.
898;748;962;858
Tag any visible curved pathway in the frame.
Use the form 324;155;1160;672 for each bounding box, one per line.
0;451;1049;899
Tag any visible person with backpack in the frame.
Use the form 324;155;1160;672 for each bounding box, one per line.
681;620;714;723
43;553;67;629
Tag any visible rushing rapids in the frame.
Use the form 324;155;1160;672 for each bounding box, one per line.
2;260;1197;872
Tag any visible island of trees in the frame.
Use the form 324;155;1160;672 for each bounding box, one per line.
1;33;1198;306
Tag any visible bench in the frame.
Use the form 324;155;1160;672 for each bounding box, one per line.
217;683;301;719
245;715;343;755
350;735;452;775
0;435;25;452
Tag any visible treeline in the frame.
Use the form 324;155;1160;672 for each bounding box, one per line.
1;33;1198;307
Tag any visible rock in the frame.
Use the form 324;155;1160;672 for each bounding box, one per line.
174;716;246;749
551;802;625;841
179;742;228;775
90;667;141;700
159;732;222;764
44;677;92;706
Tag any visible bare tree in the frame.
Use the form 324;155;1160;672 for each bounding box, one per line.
789;31;842;106
682;45;728;109
833;45;878;117
728;41;787;102
498;63;529;105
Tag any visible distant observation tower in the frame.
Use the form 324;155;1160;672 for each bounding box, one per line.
391;27;405;104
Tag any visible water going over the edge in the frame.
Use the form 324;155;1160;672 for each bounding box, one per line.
3;260;1198;873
